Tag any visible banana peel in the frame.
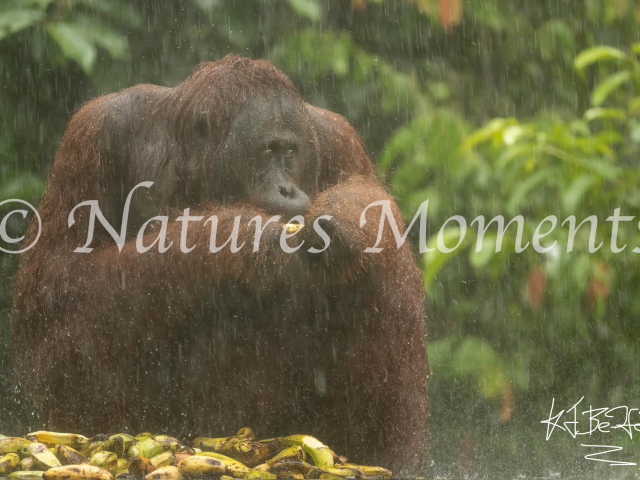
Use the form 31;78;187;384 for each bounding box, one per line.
252;446;304;471
26;433;89;452
29;443;61;470
55;445;87;466
144;465;181;480
0;453;20;475
43;465;113;480
282;436;334;468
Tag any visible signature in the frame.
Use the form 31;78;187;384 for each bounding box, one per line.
542;397;640;465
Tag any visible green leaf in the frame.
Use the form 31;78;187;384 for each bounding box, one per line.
460;118;510;151
584;107;627;121
46;22;97;74
423;228;469;289
590;70;630;106
574;45;627;72
469;234;497;269
562;174;595;214
75;16;128;58
285;0;321;22
0;9;44;41
506;167;556;214
76;0;144;29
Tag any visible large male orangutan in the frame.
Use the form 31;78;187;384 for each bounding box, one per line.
12;55;428;474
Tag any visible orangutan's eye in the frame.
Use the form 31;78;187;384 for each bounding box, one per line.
285;149;294;158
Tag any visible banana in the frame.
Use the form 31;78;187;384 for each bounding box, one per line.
342;464;392;479
194;452;250;477
252;446;304;471
89;452;117;477
55;445;87;466
316;466;365;478
149;452;175;468
30;442;62;469
9;471;45;479
177;456;226;478
0;438;32;458
245;470;276;479
26;433;90;452
110;435;134;452
97;437;124;458
43;465;113;480
81;443;104;459
116;459;127;473
0;453;21;475
128;439;163;459
270;460;317;479
134;433;153;442
282;436;334;468
152;436;179;449
143;466;181;480
178;452;255;478
20;457;36;471
235;429;255;441
128;455;156;477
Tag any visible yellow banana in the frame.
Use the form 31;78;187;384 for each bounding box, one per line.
0;453;20;475
55;445;87;466
29;443;61;469
194;452;250;477
128;439;163;459
143;466;181;480
342;464;391;478
43;465;113;480
89;452;117;477
252;446;304;471
26;433;89;452
0;438;31;458
177;456;226;478
149;452;175;468
9;471;45;479
282;436;334;468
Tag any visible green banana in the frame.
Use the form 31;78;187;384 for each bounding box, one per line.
0;453;21;475
143;466;181;480
43;465;113;480
89;452;117;477
9;471;45;479
149;452;175;468
29;443;61;469
55;445;87;466
282;435;334;468
116;459;127;473
26;433;90;452
20;457;36;471
245;470;276;479
97;437;124;458
0;438;32;458
81;443;104;459
128;439;163;459
134;433;153;442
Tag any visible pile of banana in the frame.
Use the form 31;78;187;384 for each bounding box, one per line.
0;429;391;480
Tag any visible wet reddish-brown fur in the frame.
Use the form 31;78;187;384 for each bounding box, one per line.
12;55;428;474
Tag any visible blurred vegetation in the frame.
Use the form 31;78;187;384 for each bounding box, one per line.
3;0;640;476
